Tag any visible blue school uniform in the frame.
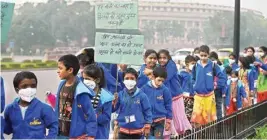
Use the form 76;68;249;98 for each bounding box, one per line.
192;60;227;94
179;70;195;96
56;79;97;138
141;81;172;121
137;64;151;88
4;98;58;139
1;77;5;139
113;88;152;134
231;63;239;71
235;68;256;92
95;89;114;139
162;60;183;98
110;64;125;91
223;80;247;109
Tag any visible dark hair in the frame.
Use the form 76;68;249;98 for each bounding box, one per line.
185;55;196;64
77;53;90;67
144;49;157;58
247;46;255;54
13;71;38;92
239;57;250;69
77;48;95;66
158;49;171;60
229;53;236;59
209;51;222;65
259;46;267;58
199;45;210;54
153;67;167;79
246;55;256;64
193;47;200;54
58;54;80;76
123;68;138;79
83;64;106;89
225;66;233;75
231;70;239;77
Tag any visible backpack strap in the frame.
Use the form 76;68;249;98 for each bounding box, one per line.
192;63;197;81
212;62;216;77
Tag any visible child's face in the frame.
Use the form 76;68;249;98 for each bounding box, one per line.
199;52;209;62
145;53;157;68
158;53;168;66
153;77;165;87
187;61;196;71
231;73;237;78
17;78;37;92
57;62;73;80
247;49;254;56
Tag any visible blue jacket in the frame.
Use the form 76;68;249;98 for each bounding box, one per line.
4;98;58;139
235;68;255;91
179;70;195;96
55;79;97;138
192;60;227;95
223;80;247;109
137;64;150;88
161;60;183;97
141;81;172;121
113;88;152;129
95;89;114;139
231;63;239;71
1;77;5;139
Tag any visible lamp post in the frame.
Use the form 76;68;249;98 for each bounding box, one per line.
233;0;240;63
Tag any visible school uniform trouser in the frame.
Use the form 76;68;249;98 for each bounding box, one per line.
118;132;142;139
215;89;223;120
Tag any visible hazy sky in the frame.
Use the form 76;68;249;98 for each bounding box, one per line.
15;0;267;17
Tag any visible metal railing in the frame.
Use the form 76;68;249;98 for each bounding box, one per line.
179;100;267;139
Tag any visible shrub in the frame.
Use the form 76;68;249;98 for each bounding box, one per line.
23;60;32;63
45;60;57;63
32;59;42;63
9;64;21;69
47;63;57;68
1;58;13;62
21;64;35;69
0;64;8;69
254;125;267;139
36;63;47;68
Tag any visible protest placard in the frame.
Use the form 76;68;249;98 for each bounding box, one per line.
95;1;138;29
1;0;15;44
95;32;144;65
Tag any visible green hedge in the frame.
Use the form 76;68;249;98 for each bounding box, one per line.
23;60;32;63
21;64;36;69
1;64;7;69
32;60;42;63
1;58;13;62
253;125;267;139
35;63;47;68
9;64;21;69
1;61;57;70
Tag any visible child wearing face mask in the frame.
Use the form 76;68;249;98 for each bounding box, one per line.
137;49;158;88
141;67;172;139
112;68;152;139
157;49;191;137
191;45;227;126
228;53;239;71
82;64;114;139
4;71;58;139
223;71;248;115
179;55;196;121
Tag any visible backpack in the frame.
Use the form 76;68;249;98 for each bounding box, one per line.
192;62;216;81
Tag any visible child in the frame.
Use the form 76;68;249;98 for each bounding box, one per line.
112;68;152;139
1;77;5;139
228;53;239;71
4;71;58;139
191;45;227;126
56;54;97;139
137;49;158;88
225;66;233;80
77;48;121;93
82;64;114;139
237;57;255;107
256;46;267;102
141;67;172;139
179;55;196;121
223;71;248;115
157;49;192;136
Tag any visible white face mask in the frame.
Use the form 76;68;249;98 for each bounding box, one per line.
189;64;194;71
84;80;96;89
243;53;247;57
229;59;235;64
18;88;37;102
213;60;217;64
259;52;264;57
231;78;238;82
123;80;136;90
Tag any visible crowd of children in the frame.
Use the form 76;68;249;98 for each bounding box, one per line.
1;45;267;139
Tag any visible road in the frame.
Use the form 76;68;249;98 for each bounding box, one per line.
1;69;60;105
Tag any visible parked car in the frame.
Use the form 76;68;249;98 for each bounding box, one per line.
172;48;194;63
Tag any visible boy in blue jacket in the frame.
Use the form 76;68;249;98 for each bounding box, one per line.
141;67;172;139
4;71;58;139
191;45;227;126
112;68;152;139
56;54;97;139
1;77;5;139
179;55;196;120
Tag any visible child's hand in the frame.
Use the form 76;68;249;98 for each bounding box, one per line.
165;122;171;131
233;98;237;102
144;68;153;76
244;98;248;104
222;94;226;97
143;124;151;137
253;62;262;67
